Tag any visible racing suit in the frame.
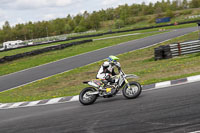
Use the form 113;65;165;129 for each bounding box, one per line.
96;62;116;83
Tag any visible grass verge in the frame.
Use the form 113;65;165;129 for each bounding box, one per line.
0;31;166;76
0;30;199;103
0;23;196;58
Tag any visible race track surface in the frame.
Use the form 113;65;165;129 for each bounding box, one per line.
0;27;196;92
0;81;200;133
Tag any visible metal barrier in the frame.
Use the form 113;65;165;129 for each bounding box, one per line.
154;40;200;60
170;40;200;57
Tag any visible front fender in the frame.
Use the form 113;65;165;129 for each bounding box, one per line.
125;74;138;79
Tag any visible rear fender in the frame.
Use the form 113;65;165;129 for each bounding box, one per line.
83;81;89;84
83;81;99;88
87;91;99;95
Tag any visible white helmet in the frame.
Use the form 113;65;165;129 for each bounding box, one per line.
102;61;110;67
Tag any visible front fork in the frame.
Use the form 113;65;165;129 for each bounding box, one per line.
125;79;131;89
125;79;136;94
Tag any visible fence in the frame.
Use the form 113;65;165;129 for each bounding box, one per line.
154;40;200;60
170;40;200;57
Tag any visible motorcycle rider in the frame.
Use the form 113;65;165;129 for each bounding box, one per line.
96;55;120;84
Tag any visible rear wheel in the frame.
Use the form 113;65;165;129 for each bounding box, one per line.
79;87;98;105
122;81;142;99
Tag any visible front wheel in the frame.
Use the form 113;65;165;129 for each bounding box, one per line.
122;81;142;99
79;87;98;105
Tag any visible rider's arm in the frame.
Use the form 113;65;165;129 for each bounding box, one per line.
111;69;116;76
96;66;109;79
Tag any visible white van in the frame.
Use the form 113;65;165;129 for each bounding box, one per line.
3;40;24;49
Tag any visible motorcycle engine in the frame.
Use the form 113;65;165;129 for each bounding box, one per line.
104;84;116;95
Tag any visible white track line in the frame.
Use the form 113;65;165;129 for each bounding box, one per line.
69;95;79;102
0;103;8;108
93;33;140;41
1;78;200;110
45;97;62;105
187;75;200;82
189;130;200;133
7;102;25;109
25;100;41;107
155;81;171;88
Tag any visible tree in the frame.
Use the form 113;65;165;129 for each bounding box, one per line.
0;0;197;43
74;25;87;33
13;24;24;40
89;11;100;30
190;0;200;8
119;4;129;24
182;0;189;9
105;8;115;20
146;2;154;15
26;21;35;39
65;24;72;33
83;11;89;19
66;16;75;32
75;18;88;32
166;9;175;18
115;19;125;29
74;14;82;26
0;29;5;43
99;9;107;21
2;21;12;41
171;0;179;10
154;1;163;14
52;18;66;35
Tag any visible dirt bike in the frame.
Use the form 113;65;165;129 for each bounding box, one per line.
79;63;142;105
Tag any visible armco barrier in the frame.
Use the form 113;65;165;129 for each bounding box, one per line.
154;39;200;60
170;40;200;57
0;39;93;63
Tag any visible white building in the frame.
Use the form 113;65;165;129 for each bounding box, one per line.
3;40;25;49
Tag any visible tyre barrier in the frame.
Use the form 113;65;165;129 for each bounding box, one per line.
154;45;172;60
154;39;200;60
0;39;93;63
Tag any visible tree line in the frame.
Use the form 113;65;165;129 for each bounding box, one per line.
0;0;200;43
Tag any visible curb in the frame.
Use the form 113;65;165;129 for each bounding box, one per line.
0;74;200;110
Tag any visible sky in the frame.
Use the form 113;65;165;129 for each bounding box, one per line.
0;0;163;28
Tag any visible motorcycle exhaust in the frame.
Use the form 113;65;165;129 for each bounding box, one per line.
87;91;99;95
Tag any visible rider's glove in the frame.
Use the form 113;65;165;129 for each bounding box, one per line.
105;75;111;80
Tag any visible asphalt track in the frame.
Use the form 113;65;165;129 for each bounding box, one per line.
0;81;200;133
0;27;197;92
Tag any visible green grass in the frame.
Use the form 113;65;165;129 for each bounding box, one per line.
0;22;197;59
0;28;160;59
0;31;166;76
0;23;197;76
102;8;200;31
0;39;84;58
0;30;199;103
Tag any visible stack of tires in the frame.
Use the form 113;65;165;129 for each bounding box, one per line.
154;45;172;60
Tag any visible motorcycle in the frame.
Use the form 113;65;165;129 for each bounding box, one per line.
79;62;142;105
